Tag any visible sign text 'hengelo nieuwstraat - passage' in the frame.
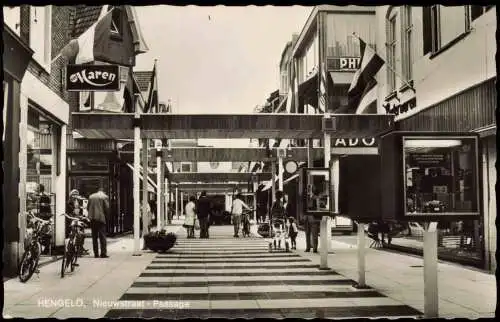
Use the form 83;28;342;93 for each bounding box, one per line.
66;64;120;91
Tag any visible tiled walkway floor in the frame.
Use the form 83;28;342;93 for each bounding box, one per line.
105;228;422;319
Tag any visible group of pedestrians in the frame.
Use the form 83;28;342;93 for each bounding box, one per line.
183;191;212;238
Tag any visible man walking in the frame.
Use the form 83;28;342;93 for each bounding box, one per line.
197;191;211;238
88;186;110;258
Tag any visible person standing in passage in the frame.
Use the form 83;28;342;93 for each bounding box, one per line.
184;196;197;238
231;193;251;238
305;188;320;253
288;217;298;250
197;191;211;239
141;201;152;250
87;187;110;258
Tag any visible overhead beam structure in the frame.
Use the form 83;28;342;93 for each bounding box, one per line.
72;113;394;140
118;146;378;165
166;172;271;183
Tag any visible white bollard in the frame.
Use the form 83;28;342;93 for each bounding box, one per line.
319;216;330;270
424;222;439;318
355;222;368;288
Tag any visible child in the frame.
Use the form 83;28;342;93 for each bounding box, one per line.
288;217;298;250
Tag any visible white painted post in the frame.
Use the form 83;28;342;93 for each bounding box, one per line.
278;155;284;192
180;192;184;217
253;180;258;222
320;216;329;269
133;113;141;255
156;144;161;231
164;178;169;227
55;124;67;248
320;113;332;268
357;222;366;288
142;139;148;244
424;222;439;318
271;161;276;201
175;186;179;219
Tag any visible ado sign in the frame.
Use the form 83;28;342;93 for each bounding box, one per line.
66;64;120;91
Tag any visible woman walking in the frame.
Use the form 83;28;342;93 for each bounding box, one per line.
184;195;197;238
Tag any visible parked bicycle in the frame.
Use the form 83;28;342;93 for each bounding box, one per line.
60;213;90;278
18;212;53;282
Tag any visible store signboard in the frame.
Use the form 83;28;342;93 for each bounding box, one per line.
66;64;120;91
326;57;361;71
332;137;379;155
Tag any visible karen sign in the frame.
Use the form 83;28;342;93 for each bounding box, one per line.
66;64;120;91
327;57;361;71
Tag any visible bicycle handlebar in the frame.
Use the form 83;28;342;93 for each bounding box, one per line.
27;212;51;224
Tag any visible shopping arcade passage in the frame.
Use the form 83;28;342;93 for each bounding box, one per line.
73;112;394;192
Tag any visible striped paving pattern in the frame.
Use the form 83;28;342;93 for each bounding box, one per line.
105;235;422;319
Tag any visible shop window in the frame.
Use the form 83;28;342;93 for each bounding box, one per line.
79;91;93;111
69;155;110;172
403;137;479;215
423;6;470;55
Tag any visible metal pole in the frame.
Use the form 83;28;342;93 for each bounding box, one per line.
356;222;367;288
133;113;141;255
156;150;161;231
180;192;184;217
424;222;439;318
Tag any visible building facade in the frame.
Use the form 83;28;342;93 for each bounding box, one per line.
375;5;496;271
3;5;71;276
273;5;495;271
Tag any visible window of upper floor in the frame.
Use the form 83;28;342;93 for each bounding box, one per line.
386;8;398;94
30;6;52;73
3;6;21;36
108;6;123;38
423;5;480;57
400;6;413;84
181;162;192;172
280;72;289;94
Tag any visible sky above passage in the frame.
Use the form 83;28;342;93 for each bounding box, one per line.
134;5;311;115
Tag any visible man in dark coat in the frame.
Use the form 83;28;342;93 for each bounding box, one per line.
88;187;110;258
197;191;212;238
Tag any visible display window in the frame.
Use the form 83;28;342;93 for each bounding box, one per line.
305;169;330;213
403;136;479;216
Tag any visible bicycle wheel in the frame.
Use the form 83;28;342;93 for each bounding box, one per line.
61;239;68;278
19;250;35;283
